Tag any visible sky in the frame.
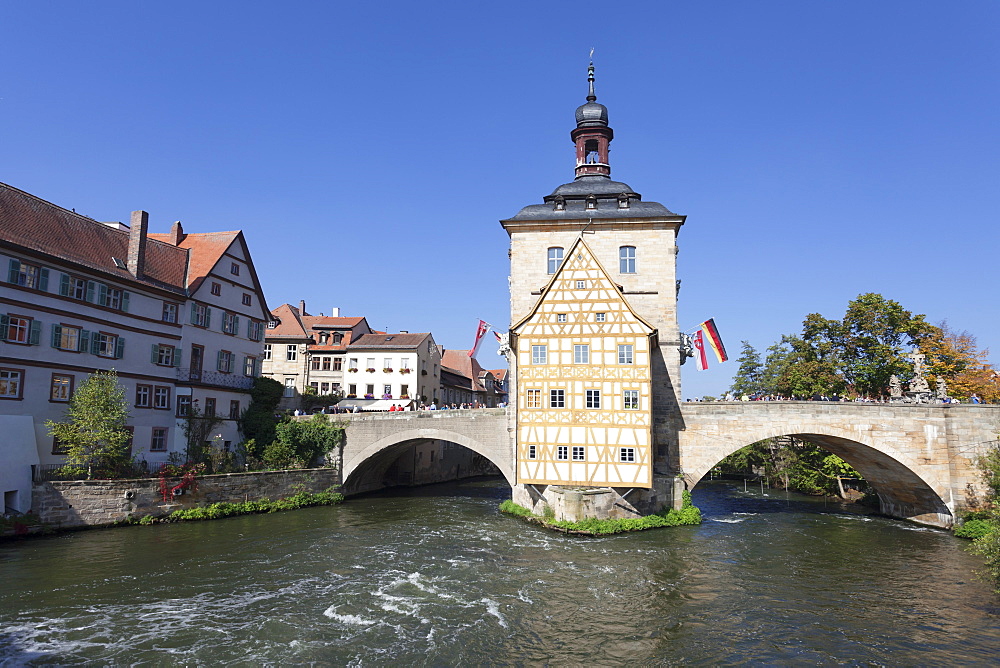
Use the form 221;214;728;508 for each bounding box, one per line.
3;1;998;399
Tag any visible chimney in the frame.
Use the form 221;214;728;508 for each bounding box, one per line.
168;220;185;245
299;300;307;315
331;307;340;317
128;210;149;278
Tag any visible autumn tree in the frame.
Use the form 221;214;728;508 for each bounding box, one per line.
921;323;1000;402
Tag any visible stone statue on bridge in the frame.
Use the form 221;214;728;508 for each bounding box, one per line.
889;375;903;400
934;377;949;402
905;351;932;403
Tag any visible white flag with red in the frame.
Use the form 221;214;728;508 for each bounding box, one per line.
693;329;709;370
468;320;492;358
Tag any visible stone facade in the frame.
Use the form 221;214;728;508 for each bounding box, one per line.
32;468;341;529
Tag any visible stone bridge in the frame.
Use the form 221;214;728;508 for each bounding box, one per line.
336;403;998;527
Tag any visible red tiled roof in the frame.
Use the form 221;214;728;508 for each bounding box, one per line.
0;181;188;291
486;369;508;380
265;303;309;338
441;349;487;392
148;230;239;293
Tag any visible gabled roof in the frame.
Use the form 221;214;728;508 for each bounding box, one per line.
486;369;508;381
441;349;487;392
301;316;367;330
148;230;239;294
348;332;431;350
0;181;188;292
265;303;310;339
512;235;656;335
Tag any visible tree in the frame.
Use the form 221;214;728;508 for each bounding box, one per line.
921;322;1000;402
181;401;226;468
729;341;763;397
267;414;344;468
46;369;132;478
239;376;285;460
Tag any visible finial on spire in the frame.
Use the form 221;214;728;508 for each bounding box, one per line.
587;49;596;102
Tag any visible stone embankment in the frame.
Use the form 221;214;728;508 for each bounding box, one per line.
29;468;341;531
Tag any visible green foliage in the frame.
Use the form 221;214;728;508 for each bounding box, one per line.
499;491;701;535
166;488;344;522
181;404;226;469
239;376;285;453
729;341;763;397
963;442;1000;591
955;519;996;540
45;370;132;478
269;414;344;468
718;438;864;498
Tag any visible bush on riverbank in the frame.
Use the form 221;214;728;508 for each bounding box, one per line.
124;488;344;525
500;491;701;536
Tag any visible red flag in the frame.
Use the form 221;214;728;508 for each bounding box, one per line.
693;329;709;370
469;320;492;358
700;318;728;363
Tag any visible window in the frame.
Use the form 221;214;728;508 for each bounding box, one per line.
383;358;392;370
136;384;151;408
320;382;329;394
286;345;297;361
204;397;216;417
153;344;178;367
177;395;192;417
383;384;392;396
576;280;586;289
574;345;589;364
162;302;178;323
526;389;541;408
267;320;278;329
557;446;568;460
50;374;73;402
624;390;640;410
366;358;375;371
51;324;82;351
263;344;272;360
244;356;257;376
595;313;606;323
98;285;128;311
586;389;601;409
284;378;295;397
572;446;585;461
348;358;358;371
151;428;168;452
95;332;124;359
531;345;547;364
52;437;68;455
242;293;252;306
1;315;40;345
62;275;88;301
231;262;240;276
191;303;211;328
547;247;563;274
7;259;48;290
333;358;343;371
153;386;171;410
550;389;565;408
310;382;319;392
620;246;636;274
247;320;263;341
557;314;567;323
0;369;23;399
217;350;234;373
311;357;321;371
620;447;636;463
229;400;240;420
211;282;221;296
333;332;343;345
400;384;408;397
319;332;329;345
323;357;332;371
222;312;239;335
365;384;374;397
618;344;634;364
527;445;537;459
348;384;356;396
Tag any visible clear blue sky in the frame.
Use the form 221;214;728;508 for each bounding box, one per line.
3;2;998;397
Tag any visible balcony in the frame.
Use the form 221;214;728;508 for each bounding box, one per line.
176;368;254;391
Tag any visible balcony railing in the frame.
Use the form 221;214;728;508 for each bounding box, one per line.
176;368;254;391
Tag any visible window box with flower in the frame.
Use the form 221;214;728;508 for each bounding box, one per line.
366;368;376;373
347;368;358;373
382;368;393;373
400;394;410;399
399;368;412;374
364;393;374;399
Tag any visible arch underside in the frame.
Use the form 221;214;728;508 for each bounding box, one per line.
342;429;514;494
690;432;952;527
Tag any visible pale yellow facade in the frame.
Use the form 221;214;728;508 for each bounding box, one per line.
513;238;654;487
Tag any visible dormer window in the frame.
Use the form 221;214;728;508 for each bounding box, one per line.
319;332;329;344
586;194;597;210
618;193;630;209
553;195;565;211
333;332;343;345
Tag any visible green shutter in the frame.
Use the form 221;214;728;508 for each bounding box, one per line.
98;284;108;306
28;320;41;346
205;307;212;329
79;330;90;353
173;348;182;367
51;324;62;348
151;344;160;364
0;314;8;341
216;349;225;372
190;303;198;324
7;259;20;284
59;273;70;296
233;315;240;336
90;334;101;355
115;337;125;359
39;267;49;292
121;291;130;312
85;281;96;303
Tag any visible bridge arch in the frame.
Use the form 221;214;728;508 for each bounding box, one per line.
342;426;514;494
682;422;953;527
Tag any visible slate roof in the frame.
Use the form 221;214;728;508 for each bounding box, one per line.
501;175;683;223
348;333;430;350
0;181;188;293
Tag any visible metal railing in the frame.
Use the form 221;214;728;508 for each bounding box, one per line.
176;368;254;390
33;461;173;482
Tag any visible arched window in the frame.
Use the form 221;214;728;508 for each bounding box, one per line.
333;332;343;345
620;246;636;274
547;247;564;274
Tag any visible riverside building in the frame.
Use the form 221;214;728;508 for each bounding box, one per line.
0;182;269;512
501;64;687;519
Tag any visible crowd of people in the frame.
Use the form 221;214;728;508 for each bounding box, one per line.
688;393;984;404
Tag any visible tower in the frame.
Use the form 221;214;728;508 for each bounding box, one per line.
501;63;687;520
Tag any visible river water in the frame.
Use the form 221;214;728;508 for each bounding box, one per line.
1;479;998;666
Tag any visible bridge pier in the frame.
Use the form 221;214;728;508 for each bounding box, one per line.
511;475;682;522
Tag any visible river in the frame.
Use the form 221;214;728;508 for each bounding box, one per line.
1;479;998;665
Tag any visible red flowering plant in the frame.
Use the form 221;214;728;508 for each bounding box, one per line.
159;462;206;502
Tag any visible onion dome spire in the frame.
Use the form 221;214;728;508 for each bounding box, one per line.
572;54;613;177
